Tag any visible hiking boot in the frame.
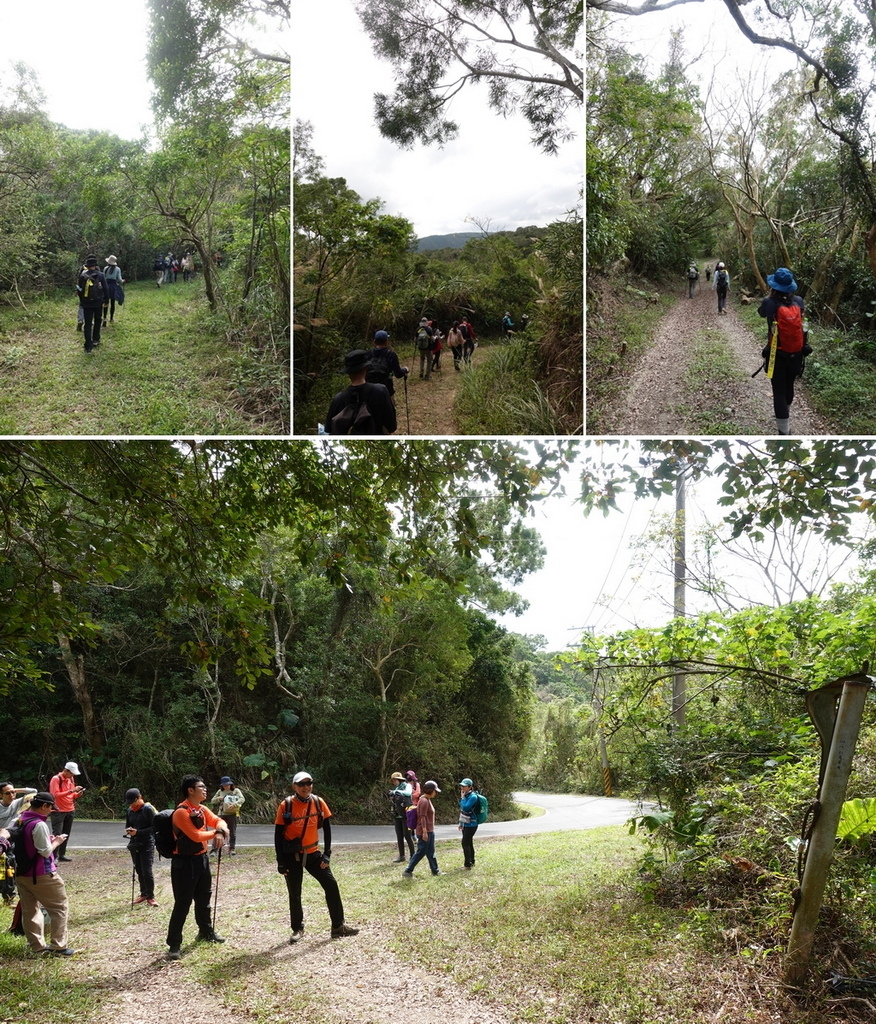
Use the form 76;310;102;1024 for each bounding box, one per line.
196;930;225;943
58;856;73;862
76;322;83;331
289;928;305;943
330;923;359;938
432;871;443;876
50;947;77;956
392;857;405;863
167;947;181;961
133;895;148;905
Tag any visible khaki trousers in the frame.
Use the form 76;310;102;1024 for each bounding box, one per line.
16;872;69;950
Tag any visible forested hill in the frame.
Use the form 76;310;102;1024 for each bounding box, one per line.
586;0;876;435
416;232;481;251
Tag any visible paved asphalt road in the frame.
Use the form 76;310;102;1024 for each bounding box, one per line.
67;791;642;851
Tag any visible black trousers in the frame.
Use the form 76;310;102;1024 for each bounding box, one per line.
82;305;102;350
393;816;415;857
770;353;801;418
221;814;237;851
461;824;479;867
129;842;155;899
167;853;213;947
283;851;344;931
50;812;73;857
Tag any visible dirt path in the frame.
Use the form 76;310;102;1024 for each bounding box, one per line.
601;284;830;435
394;344;492;435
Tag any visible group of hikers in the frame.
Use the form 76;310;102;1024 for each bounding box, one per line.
684;259;812;435
0;764;487;960
75;255;125;354
153;252;195;286
322;313;491;435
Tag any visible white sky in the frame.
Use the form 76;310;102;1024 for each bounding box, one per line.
293;0;582;237
0;1;154;140
498;460;867;652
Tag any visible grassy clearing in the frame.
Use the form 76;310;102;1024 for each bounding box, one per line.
586;276;673;433
0;829;857;1024
0;282;284;434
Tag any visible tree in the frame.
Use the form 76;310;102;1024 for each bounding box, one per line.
356;0;583;154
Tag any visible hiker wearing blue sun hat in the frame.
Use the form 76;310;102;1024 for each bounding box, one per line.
757;267;810;435
457;778;480;870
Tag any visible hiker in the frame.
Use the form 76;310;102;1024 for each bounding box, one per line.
457;778;480;870
414;317;435;379
686;262;699;299
166;774;229;960
713;262;730;314
388;772;415;862
0;782;37;830
705;264;712;282
124;788;157;907
211;776;245;855
758;267;809;436
48;761;85;860
102;256;124;326
406;770;421;806
76;257;108;354
325;350;397;435
402;780;442;878
367;330;408;397
181;253;193;282
274;771;359;943
153;253;166;286
461;317;477;364
431;324;444;371
502;311;514;338
14;791;76;955
164;253;174;284
447;321;465;371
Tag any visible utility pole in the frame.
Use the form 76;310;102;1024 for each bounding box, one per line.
672;463;686;726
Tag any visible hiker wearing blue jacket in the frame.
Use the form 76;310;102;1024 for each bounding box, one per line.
457;778;479;870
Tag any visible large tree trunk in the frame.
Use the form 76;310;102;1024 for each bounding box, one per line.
52;581;102;754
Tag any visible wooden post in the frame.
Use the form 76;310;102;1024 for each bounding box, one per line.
784;677;870;987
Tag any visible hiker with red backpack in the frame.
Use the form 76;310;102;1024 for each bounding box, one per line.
758;267;810;435
76;256;109;353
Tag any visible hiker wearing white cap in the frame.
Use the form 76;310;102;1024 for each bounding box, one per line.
402;780;442;878
49;762;85;860
274;772;359;942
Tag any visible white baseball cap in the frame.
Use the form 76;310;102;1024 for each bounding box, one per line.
292;771;313;784
64;761;81;774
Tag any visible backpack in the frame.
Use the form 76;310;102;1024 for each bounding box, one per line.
405;804;418;831
715;270;728;289
10;817;41;880
390;789;409;817
366;350;394;393
330;389;376;435
458;322;469;341
687;266;698;280
416;327;432;351
153;257;164;271
475;792;489;824
774;302;804;353
82;269;105;304
152;808;177;859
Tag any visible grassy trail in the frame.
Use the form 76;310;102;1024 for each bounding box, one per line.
0;281;275;434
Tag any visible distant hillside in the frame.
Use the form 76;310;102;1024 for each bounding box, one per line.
416;232;481;251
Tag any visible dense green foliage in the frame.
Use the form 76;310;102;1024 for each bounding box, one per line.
293;126;582;433
0;439;578;820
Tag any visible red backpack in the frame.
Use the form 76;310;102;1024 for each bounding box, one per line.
774;302;804;353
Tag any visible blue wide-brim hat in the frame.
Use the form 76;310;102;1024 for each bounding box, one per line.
767;267;797;293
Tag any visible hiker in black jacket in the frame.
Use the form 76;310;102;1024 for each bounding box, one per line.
325;350;397;434
76;255;109;354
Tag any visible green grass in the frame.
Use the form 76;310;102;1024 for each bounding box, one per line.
0;829;847;1023
0;282;284;434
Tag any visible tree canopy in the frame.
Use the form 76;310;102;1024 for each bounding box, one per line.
356;0;583;153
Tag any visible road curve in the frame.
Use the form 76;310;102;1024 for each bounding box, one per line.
68;791;643;851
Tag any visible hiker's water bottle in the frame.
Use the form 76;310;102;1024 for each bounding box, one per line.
802;316;810;341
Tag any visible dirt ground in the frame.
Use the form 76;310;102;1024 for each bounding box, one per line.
600;282;830;435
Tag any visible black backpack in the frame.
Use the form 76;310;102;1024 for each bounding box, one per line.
366;350;394;394
82;269;106;304
390;789;409;817
153;808;176;858
715;270;728;288
330;390;376;435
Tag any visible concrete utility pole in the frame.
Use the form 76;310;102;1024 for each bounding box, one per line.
672;464;686;726
784;672;873;987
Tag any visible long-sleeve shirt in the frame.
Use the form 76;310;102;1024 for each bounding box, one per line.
211;787;245;816
171;800;227;855
49;774;82;813
415;794;435;839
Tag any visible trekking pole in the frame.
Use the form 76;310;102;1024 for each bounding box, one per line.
212;843;223;932
403;373;411;433
131;862;136;909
